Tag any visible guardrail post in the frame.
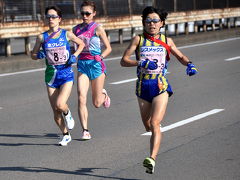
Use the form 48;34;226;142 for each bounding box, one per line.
203;20;207;32
131;27;136;38
24;37;31;55
175;24;178;36
194;21;198;33
233;17;237;27
219;18;223;29
227;18;231;28
211;20;215;31
185;22;189;35
165;25;168;36
119;29;123;44
5;39;11;57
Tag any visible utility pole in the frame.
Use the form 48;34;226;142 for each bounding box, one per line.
32;0;37;20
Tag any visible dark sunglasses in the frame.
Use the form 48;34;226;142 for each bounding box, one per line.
46;14;59;19
145;18;161;24
81;11;92;16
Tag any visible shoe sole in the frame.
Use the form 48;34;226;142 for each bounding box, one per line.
104;96;111;108
102;89;110;108
143;159;154;174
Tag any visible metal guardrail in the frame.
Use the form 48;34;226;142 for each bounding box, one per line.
0;8;240;56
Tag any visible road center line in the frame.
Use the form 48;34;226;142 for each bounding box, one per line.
224;56;240;61
142;109;224;136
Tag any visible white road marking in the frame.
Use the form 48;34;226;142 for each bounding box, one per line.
178;37;240;49
141;109;224;136
110;78;137;85
110;72;170;85
0;37;239;78
0;68;45;77
0;107;3;110
224;56;240;61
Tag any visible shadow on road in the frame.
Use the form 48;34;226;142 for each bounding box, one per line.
0;133;59;146
0;166;141;180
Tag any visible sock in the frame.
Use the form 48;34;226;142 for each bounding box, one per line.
63;110;69;116
63;132;69;136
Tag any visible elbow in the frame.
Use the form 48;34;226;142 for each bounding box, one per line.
120;58;126;67
81;42;85;49
108;46;112;54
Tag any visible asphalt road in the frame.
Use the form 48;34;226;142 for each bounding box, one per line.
0;36;240;180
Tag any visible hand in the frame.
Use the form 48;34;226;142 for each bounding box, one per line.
139;59;158;70
186;62;198;76
67;55;77;65
37;50;46;59
94;55;103;62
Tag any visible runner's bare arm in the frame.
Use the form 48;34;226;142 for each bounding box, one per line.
167;37;191;66
31;34;43;60
96;25;112;58
67;31;85;57
121;35;140;67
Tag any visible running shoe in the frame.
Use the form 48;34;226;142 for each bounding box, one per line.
102;89;111;108
143;157;156;174
62;109;75;130
81;130;91;140
58;134;71;146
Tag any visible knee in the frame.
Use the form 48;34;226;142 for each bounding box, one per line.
55;104;64;112
78;96;87;107
150;120;160;129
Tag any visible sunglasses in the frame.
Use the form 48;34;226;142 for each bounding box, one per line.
81;11;92;16
145;18;161;24
46;14;59;19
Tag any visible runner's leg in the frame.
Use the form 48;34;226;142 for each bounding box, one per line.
91;73;106;108
150;92;168;160
77;72;90;130
138;97;152;132
56;81;73;113
47;86;68;134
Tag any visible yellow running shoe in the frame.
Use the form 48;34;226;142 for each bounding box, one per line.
143;157;155;174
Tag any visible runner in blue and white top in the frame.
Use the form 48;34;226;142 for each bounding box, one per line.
31;6;85;146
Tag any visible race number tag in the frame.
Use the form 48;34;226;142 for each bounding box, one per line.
46;46;69;65
139;46;166;74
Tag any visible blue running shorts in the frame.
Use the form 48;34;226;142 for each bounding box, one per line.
136;74;173;103
45;65;74;89
77;59;106;80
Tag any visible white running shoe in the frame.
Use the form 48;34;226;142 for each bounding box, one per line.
58;134;71;146
81;130;91;140
63;109;75;130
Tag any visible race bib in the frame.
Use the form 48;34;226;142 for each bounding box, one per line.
139;46;166;74
46;46;69;65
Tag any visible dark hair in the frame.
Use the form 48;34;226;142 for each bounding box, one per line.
142;6;168;26
45;6;62;18
81;0;96;12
